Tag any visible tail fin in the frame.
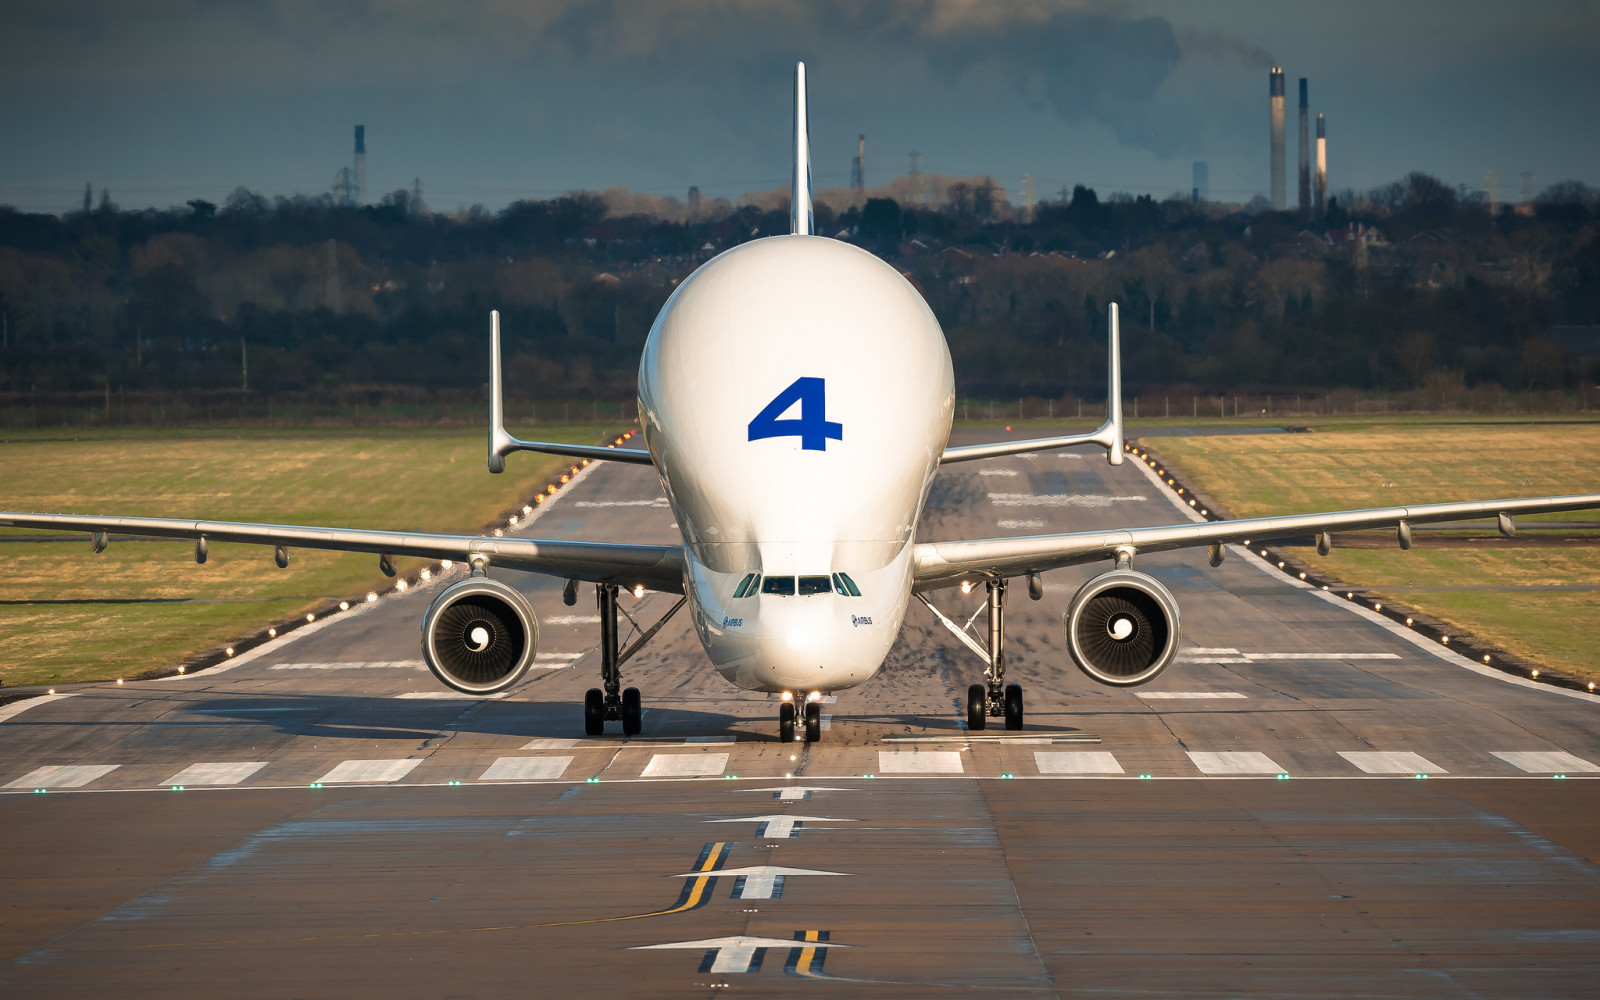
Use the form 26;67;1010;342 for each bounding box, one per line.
790;61;813;236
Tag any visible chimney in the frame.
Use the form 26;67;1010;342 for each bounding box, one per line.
1297;79;1310;213
1192;161;1209;203
1315;114;1327;216
353;125;366;206
1269;68;1285;210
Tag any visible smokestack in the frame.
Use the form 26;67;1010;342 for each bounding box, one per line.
1192;161;1208;203
1297;79;1310;213
851;133;866;191
1269;68;1285;210
1315;114;1327;216
353;125;366;206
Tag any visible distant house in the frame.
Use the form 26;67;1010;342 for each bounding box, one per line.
1326;223;1387;248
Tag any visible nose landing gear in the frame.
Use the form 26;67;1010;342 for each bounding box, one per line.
779;700;796;743
777;695;825;742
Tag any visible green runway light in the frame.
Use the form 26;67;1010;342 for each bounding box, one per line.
1000;773;1015;779
1138;773;1153;780
585;776;600;783
33;788;46;794
448;780;461;786
171;785;185;791
863;773;876;779
309;782;323;789
1555;774;1568;780
1276;773;1290;781
1414;773;1429;780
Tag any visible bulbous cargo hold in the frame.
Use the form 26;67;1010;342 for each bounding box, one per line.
1065;569;1182;686
421;577;539;694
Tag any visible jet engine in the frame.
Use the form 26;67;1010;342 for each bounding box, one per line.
1064;569;1181;686
420;577;539;694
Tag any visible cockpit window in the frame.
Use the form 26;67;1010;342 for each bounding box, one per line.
797;575;833;596
760;575;796;596
833;572;862;597
732;573;758;599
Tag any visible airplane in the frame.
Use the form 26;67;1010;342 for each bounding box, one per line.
5;62;1599;744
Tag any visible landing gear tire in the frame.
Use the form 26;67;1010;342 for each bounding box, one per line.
621;686;642;736
803;700;822;743
779;700;796;743
584;688;605;736
966;683;987;732
1004;683;1024;731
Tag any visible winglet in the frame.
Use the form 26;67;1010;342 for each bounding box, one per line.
488;310;511;473
1100;302;1125;465
791;61;813;236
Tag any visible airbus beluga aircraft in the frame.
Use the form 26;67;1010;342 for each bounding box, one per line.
6;63;1600;743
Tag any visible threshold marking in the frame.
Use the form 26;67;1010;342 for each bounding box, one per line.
521;738;580;750
1138;691;1247;700
641;753;728;778
5;764;119;789
316;759;422;784
1187;751;1284;775
1339;751;1446;775
708;815;854;839
161;762;267;786
392;691;509;701
878;750;964;774
1035;751;1123;775
479;756;573;781
1492;751;1600;773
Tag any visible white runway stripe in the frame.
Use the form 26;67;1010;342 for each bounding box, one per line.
543;615;601;625
1491;751;1600;773
316;759;422;783
479;756;573;781
269;661;423;671
1339;751;1445;774
988;493;1147;508
573;498;670;508
1179;650;1402;664
6;764;119;789
878;750;964;774
1187;751;1284;775
641;753;728;777
161;762;268;786
392;691;509;700
996;519;1045;529
978;468;1019;476
1137;691;1247;700
1035;751;1123;774
0;693;80;723
521;738;580;750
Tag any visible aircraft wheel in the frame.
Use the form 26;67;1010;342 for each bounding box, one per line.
584;688;605;736
779;700;796;743
966;683;987;731
621;686;642;736
803;700;822;743
1004;683;1024;731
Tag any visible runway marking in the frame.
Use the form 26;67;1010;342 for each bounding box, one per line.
534;652;585;663
187;706;313;714
743;786;854;800
635;934;836;974
1338;751;1446;774
988;492;1147;508
392;691;510;700
878;750;964;773
978;468;1019;476
1186;751;1285;775
316;759;422;783
479;756;573;781
1137;691;1247;700
997;519;1045;529
1053;452;1086;459
574;498;670;508
543;615;601;625
674;865;851;901
785;930;838;979
708;814;853;839
821;714;832;731
1178;649;1402;664
1035;751;1123;774
0;692;80;723
887;733;1099;744
520;738;581;750
1492;751;1600;773
268;661;423;671
641;753;728;777
686;736;736;744
161;762;267;786
5;764;119;789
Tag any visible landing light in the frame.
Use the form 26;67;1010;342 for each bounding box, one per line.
807;691;822;703
960;581;973;594
633;584;645;598
780;692;794;702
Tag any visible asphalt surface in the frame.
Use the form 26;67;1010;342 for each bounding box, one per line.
3;428;1599;998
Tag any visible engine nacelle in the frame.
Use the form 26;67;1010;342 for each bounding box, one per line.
1065;569;1181;686
420;577;539;694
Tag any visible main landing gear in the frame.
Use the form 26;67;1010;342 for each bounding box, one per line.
582;583;686;737
919;578;1025;732
777;695;824;743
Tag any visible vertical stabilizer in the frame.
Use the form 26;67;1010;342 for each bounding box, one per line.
791;62;813;236
1104;303;1124;465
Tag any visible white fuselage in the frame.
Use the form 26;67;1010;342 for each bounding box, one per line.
638;236;954;693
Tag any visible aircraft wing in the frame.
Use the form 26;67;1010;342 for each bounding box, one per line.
0;512;685;593
912;493;1600;591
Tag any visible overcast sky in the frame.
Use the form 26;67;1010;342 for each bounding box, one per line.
2;0;1597;214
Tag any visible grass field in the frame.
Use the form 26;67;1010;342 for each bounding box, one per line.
1152;419;1600;681
0;425;620;687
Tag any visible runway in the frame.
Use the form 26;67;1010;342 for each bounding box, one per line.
3;429;1599;997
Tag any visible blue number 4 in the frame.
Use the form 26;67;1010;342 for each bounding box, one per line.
747;377;843;451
